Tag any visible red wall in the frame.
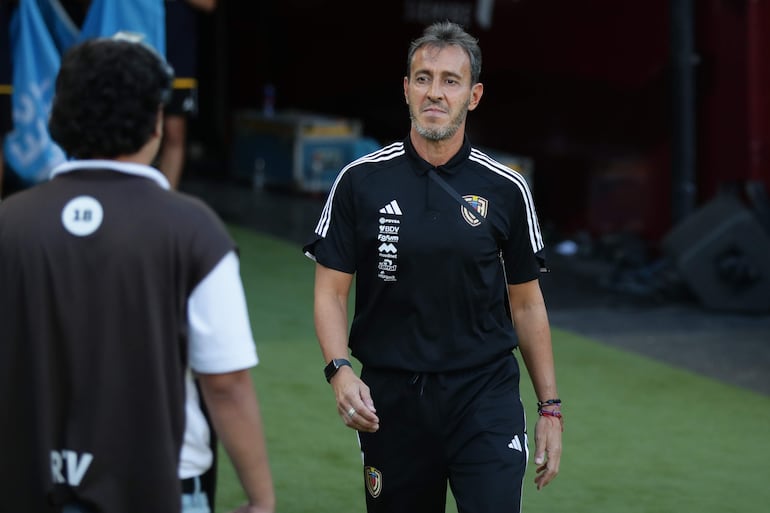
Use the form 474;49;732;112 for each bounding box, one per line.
696;0;770;200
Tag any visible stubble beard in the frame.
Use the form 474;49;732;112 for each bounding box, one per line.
410;98;470;142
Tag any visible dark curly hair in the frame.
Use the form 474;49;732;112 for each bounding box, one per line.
49;37;174;159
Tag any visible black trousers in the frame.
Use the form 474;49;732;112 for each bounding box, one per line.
358;354;528;513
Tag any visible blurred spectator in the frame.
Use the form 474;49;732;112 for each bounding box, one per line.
0;0;16;199
157;0;217;189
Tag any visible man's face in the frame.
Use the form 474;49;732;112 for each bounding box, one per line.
404;44;482;142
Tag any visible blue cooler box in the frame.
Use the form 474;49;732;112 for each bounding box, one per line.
231;110;379;194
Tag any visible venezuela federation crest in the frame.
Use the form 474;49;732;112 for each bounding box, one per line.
461;195;489;226
365;466;382;498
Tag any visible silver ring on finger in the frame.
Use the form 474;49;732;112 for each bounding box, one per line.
347;407;356;418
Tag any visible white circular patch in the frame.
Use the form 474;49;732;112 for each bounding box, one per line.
61;196;104;236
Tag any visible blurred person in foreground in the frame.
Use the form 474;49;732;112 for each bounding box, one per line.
303;20;562;513
0;36;275;513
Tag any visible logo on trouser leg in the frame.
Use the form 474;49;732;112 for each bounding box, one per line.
365;466;382;498
508;434;523;452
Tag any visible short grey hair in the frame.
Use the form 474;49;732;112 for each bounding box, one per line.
406;21;482;84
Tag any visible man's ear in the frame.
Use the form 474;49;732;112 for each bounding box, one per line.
468;82;484;111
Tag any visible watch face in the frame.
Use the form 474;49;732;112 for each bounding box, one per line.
324;360;338;381
325;359;350;382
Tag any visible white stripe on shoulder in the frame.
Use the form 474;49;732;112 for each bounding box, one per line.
314;142;405;238
469;148;544;252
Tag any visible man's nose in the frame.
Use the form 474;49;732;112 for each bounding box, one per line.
427;81;444;100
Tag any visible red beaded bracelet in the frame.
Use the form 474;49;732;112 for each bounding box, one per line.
538;408;564;431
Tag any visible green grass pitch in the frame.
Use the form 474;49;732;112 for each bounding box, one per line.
214;225;770;513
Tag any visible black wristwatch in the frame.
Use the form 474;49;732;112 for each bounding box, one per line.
324;358;352;383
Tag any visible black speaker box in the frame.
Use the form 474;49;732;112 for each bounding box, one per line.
662;195;770;313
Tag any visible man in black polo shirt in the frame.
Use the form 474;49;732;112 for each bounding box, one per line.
304;21;562;513
0;37;275;513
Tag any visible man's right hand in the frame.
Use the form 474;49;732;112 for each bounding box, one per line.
331;369;379;432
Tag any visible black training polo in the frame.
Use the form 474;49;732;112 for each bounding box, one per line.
304;136;545;373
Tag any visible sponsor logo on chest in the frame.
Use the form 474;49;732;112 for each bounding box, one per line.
376;201;402;281
374;195;491;281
